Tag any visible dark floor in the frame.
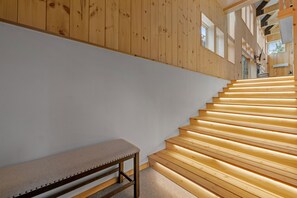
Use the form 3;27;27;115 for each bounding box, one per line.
89;168;195;198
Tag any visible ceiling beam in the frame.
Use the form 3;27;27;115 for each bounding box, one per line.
267;32;281;42
261;17;279;28
223;0;261;13
256;0;270;16
265;26;280;36
257;3;279;18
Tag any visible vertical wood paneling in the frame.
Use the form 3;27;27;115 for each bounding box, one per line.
70;0;89;41
119;0;131;53
105;0;119;50
182;0;188;68
141;0;151;58
187;0;197;71
150;0;159;60
171;0;178;66
159;0;166;62
18;0;46;30
177;0;183;67
47;0;70;37
89;0;105;46
0;0;17;22
131;0;142;56
165;0;172;64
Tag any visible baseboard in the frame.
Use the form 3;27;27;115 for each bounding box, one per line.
73;162;150;198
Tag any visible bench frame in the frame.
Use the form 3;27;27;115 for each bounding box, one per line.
16;153;139;198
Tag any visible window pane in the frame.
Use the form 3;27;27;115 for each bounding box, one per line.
267;40;285;55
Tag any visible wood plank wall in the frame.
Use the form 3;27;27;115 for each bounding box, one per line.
0;0;237;80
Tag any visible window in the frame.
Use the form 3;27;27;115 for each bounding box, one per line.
216;28;224;57
267;40;285;55
227;12;235;40
241;5;254;35
201;24;207;48
228;38;235;64
201;13;215;52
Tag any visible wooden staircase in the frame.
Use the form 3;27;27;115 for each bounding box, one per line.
149;76;297;198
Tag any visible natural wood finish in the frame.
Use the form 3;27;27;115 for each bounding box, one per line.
119;0;131;53
47;0;70;37
141;0;151;58
223;0;260;13
0;0;17;22
131;0;142;56
89;0;105;46
18;0;46;30
70;0;89;41
74;162;149;198
105;0;119;50
293;0;297;80
158;0;166;62
150;0;159;61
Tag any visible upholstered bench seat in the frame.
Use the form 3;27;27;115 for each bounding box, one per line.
0;139;140;198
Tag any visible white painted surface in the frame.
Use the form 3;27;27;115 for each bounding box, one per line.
0;22;228;168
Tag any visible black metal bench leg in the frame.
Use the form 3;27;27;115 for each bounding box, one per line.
118;161;124;183
134;153;139;198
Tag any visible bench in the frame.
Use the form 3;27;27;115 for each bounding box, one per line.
0;139;140;198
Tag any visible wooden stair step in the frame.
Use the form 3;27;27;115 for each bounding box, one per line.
196;112;297;131
206;103;297;119
180;125;297;156
224;86;297;92
166;137;297;187
188;120;297;145
150;151;280;198
168;135;297;170
149;156;220;198
227;80;297;88
191;116;297;135
212;97;297;107
219;91;297;99
231;76;294;84
165;144;297;197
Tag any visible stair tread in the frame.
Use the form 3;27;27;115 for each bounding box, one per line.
165;136;297;187
152;149;297;197
151;151;281;198
201;108;297;119
192;116;297;135
213;97;297;107
179;125;297;155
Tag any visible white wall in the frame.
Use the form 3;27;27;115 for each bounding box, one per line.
0;22;228;168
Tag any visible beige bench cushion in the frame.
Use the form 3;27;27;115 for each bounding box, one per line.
0;139;139;198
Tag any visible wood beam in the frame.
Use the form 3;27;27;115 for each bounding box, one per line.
262;17;279;28
223;0;261;13
267;32;281;42
265;26;280;36
257;3;279;18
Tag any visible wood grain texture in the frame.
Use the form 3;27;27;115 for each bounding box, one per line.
158;0;166;62
141;0;151;58
89;0;105;46
171;0;178;66
105;0;119;50
70;0;89;41
18;0;46;30
131;0;142;56
150;0;159;61
47;0;70;37
0;0;17;22
119;0;131;53
165;0;172;65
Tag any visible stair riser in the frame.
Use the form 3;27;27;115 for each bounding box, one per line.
219;92;297;99
206;104;297;118
227;81;297;88
179;129;297;156
224;87;297;92
189;122;297;145
197;111;297;128
212;97;297;107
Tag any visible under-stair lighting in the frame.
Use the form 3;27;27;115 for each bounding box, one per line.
153;162;219;198
228;85;296;90
205;111;297;124
224;91;296;95
232;80;295;86
212;104;297;111
218;98;297;101
171;145;297;196
196;119;297;138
